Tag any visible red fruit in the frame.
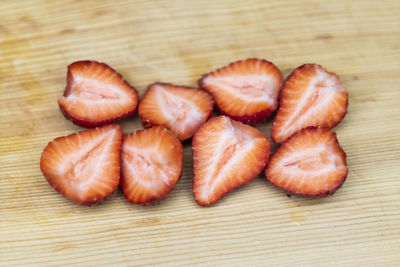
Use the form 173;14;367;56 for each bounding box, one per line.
198;58;283;124
193;116;270;206
271;64;348;144
40;124;123;205
266;127;348;197
121;126;183;204
58;61;139;127
138;82;214;141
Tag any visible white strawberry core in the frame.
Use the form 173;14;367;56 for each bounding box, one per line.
278;69;346;139
154;84;204;133
123;146;173;189
204;74;279;104
199;117;255;200
280;146;339;175
63;76;132;103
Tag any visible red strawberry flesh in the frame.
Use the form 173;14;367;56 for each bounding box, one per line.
272;64;348;144
193;115;270;206
138;82;214;141
266;127;348;197
40;124;123;205
121;126;183;204
199;58;283;124
58;61;139;127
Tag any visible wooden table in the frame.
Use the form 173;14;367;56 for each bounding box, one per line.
1;0;399;266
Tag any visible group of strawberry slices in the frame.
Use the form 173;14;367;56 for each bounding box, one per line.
40;58;348;206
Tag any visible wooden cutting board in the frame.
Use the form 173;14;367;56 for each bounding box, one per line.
1;0;399;266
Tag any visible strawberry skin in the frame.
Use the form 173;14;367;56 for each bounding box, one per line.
58;61;139;128
193;116;270;206
40;124;123;205
121;126;183;204
138;82;214;141
199;58;283;124
266;127;348;197
271;64;348;144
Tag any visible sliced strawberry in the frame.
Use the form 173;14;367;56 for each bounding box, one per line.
138;82;214;141
40;124;122;205
271;64;348;144
58;61;139;128
198;58;283;124
193;116;270;206
121;126;183;204
266;127;348;197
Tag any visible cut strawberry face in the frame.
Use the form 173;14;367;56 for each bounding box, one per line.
271;64;348;144
138;82;214;141
266;127;348;197
193;116;270;206
58;61;139;127
40;124;123;205
199;58;283;124
121;126;183;204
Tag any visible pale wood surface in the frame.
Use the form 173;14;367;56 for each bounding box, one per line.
1;0;399;266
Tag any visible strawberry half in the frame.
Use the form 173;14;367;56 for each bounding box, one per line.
58;61;139;127
198;58;283;124
271;64;348;144
193;116;270;206
121;126;183;204
138;82;214;141
40;124;122;205
266;127;348;197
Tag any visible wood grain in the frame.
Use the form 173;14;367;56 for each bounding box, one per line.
1;0;399;266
